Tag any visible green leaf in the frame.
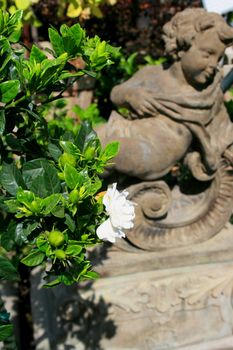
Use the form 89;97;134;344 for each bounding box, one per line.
64;164;88;190
48;28;64;57
39;54;67;88
0;10;4;32
86;176;102;195
59;141;79;156
67;2;82;18
15;222;38;245
15;0;30;10
65;214;75;232
8;9;23;25
59;272;74;285
74;121;97;151
102;141;120;161
0;324;13;342
29;45;47;63
58;70;84;80
0;163;26;196
36;235;48;253
0;80;20;103
66;244;82;256
42;194;62;215
51;205;65;218
16;188;35;206
7;10;23;43
83;270;99;280
48;143;62;161
21;250;45;267
69;23;83;48
0;255;19;281
0;110;5;135
64;164;79;189
43;278;61;288
23;159;61;197
0;221;17;251
4;199;19;213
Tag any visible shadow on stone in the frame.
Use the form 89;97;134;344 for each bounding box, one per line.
57;294;116;350
30;264;117;350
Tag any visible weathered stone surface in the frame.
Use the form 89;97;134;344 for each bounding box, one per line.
79;261;233;349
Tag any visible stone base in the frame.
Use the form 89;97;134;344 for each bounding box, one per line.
180;336;233;350
78;261;233;349
31;224;233;349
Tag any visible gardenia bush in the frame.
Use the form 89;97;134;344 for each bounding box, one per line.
0;9;134;344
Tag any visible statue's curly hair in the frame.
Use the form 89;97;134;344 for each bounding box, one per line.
162;8;233;60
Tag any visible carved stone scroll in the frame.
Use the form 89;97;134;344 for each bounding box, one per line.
125;161;233;250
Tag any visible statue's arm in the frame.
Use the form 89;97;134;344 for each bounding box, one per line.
110;66;159;118
110;70;143;108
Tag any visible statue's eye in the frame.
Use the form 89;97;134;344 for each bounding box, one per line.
202;53;210;59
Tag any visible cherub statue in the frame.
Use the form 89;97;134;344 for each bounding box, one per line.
98;8;233;182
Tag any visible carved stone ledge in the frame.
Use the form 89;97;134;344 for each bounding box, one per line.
94;223;233;278
74;260;233;350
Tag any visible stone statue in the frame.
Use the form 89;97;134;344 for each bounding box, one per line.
32;10;233;350
97;8;233;250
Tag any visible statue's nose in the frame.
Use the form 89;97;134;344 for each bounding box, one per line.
209;57;219;70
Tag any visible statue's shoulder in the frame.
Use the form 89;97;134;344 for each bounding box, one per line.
129;64;165;88
136;64;163;77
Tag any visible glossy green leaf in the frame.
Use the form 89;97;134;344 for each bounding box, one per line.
69;23;83;47
48;143;62;161
29;44;47;63
0;221;17;251
83;270;99;280
16;188;35;206
0;163;26;196
66;244;82;256
51;205;65;218
0;255;19;281
101;141;120;161
6;10;23;43
64;164;80;189
48;28;64;57
15;222;38;245
3;199;19;213
36;235;48;253
0;110;5;135
0;324;13;342
74;121;97;151
42;194;63;215
0;80;20;103
22;159;61;197
15;0;30;10
43;278;61;288
59;141;79;156
65;214;75;232
21;250;45;267
0;9;5;33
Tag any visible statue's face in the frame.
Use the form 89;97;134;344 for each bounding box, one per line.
180;29;225;89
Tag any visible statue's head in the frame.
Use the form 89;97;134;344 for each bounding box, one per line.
163;9;233;88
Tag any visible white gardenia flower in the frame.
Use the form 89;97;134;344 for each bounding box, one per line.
97;183;135;243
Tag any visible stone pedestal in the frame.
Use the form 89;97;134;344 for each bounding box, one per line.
31;223;233;349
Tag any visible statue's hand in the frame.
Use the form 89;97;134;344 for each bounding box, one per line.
126;89;158;118
223;147;233;167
